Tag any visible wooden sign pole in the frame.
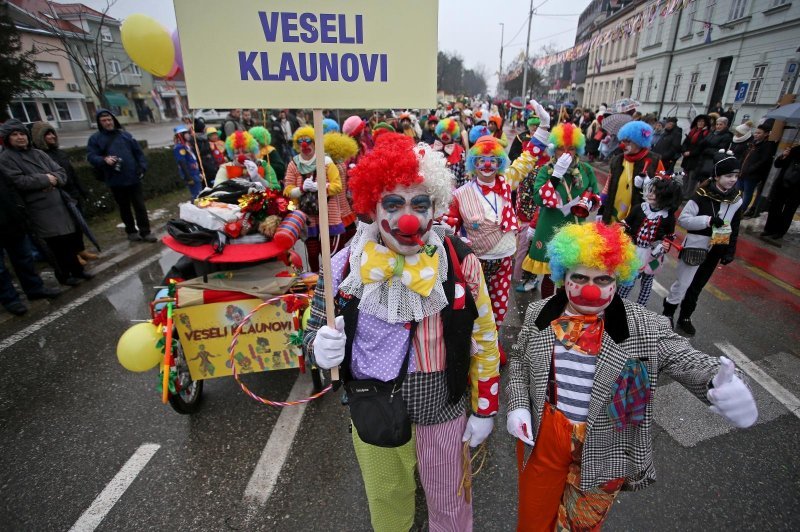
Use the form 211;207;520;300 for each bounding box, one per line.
312;108;339;382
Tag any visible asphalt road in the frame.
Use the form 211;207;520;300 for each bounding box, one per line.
1;233;799;531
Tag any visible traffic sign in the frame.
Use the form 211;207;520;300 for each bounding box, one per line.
735;82;749;104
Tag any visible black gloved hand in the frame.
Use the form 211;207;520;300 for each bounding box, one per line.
710;215;725;228
720;255;734;265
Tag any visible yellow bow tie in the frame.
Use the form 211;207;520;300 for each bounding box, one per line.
360;241;440;297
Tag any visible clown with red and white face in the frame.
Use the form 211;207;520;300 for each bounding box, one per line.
564;266;617;315
375;183;435;256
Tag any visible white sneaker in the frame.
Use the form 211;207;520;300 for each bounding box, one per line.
522;278;539;292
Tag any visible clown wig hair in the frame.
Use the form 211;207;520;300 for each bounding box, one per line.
547;222;640;287
468;125;491;146
349;133;453;217
248;126;271;148
292;125;316;151
323;132;359;163
435;118;461;140
617;121;654;149
547;122;586;157
466;136;509;174
225;130;259;160
322;118;340;134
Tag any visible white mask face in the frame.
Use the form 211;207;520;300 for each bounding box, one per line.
564;266;617;315
375;183;434;255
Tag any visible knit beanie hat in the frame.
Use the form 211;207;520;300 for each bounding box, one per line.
714;150;740;177
734;123;751;136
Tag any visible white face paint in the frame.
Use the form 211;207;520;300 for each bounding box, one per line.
375;183;435;255
564;266;617;315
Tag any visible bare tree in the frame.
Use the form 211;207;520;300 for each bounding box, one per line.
30;0;138;109
0;2;46;118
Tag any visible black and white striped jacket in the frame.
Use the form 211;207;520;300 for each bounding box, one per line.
506;291;736;492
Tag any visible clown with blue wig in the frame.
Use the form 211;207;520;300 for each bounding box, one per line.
506;221;758;531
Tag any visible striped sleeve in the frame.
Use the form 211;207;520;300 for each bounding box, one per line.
462;254;501;417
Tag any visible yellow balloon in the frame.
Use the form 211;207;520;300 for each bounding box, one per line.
117;322;164;372
121;14;175;77
301;306;311;330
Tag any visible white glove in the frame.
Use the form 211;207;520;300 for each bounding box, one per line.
462;415;494;447
552;153;573;179
243;160;260;180
312;316;346;370
526;226;535;239
558;196;582;216
634;173;645;188
707;356;758;428
529;99;550;129
302;177;318;192
506;408;534;445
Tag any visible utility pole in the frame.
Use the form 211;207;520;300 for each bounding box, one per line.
498;22;505;98
521;0;534;100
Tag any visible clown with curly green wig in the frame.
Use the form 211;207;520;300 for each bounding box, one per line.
248;126;285;188
521;122;601;298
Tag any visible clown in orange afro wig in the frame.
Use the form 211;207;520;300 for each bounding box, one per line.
348;133;454;217
547;122;586;157
225;130;259;159
547;222;640;287
466;136;509;174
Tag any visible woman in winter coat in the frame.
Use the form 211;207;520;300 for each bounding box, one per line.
31;121;97;265
729;123;752;163
680;114;710;198
695;117;733;181
0;120;89;286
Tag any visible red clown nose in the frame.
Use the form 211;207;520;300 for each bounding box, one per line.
398;215;425;246
581;284;602;300
237;154;247;164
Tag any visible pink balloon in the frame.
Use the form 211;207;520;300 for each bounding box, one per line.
172;29;183;71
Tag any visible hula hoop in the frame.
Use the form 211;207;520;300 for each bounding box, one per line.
227;293;332;406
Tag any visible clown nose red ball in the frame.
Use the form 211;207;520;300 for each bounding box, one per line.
237;154;247;164
398;214;420;235
581;284;601;300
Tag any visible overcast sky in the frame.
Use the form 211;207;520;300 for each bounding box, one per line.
56;0;590;92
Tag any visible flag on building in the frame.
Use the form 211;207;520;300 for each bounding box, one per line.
703;21;713;44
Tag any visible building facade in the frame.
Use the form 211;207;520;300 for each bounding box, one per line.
633;0;800;128
6;3;89;130
582;0;646;111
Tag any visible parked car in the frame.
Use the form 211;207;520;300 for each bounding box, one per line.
193;109;227;122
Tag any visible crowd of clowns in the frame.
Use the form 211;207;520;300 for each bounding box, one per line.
168;102;759;531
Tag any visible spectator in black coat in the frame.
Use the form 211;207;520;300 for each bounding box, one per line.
652;117;682;172
680;115;710;198
87;109;155;242
760;145;800;246
696;117;734;181
738;124;777;217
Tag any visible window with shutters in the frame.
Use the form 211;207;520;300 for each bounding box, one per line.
745;64;766;104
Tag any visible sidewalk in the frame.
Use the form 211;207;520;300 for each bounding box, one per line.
56;120;184;149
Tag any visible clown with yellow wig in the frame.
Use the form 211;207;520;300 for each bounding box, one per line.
304;133;500;532
521;122;601;298
506;221;757;531
283;125;344;272
444;135;517;364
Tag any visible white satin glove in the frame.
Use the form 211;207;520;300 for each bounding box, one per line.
243;160;260;180
552;153;573;179
558;196;582;216
462;415;494;447
529;99;550;129
634;173;645;188
506;408;534;445
526;226;535;239
302;177;318;192
312;316;346;370
707;356;758;428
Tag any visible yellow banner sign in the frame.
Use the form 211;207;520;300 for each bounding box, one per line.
173;299;301;381
174;0;438;109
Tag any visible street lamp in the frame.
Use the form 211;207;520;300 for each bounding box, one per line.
498;23;505;98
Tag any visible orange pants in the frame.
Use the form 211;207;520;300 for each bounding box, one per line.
516;404;623;532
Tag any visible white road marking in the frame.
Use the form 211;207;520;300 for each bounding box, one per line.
715;342;800;420
243;374;313;507
652;280;668;298
69;443;161;532
0;250;167;354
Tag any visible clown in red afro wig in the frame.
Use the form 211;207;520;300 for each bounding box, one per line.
349;132;454;217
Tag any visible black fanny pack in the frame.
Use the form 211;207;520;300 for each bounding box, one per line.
344;322;418;448
679;246;708;266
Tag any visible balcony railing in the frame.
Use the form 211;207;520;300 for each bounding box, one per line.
107;73;142;87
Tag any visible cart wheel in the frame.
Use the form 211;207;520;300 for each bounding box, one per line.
167;334;204;414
